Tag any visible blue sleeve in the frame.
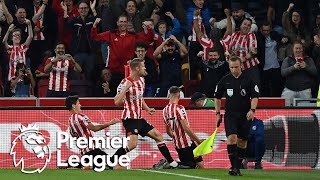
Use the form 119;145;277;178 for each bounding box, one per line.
202;8;211;35
186;7;195;34
170;18;181;36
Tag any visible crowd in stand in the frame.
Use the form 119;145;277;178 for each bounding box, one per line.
0;0;319;105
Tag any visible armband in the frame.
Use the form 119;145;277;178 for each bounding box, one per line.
251;109;256;112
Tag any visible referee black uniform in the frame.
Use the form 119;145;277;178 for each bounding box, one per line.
214;61;260;176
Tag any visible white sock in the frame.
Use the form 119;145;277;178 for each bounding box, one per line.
169;161;178;167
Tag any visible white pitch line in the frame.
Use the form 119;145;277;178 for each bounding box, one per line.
133;169;220;180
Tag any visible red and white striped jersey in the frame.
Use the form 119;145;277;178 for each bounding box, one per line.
117;77;145;120
223;32;259;69
189;14;207;42
162;103;192;149
68;113;94;155
199;35;230;60
7;45;28;81
33;6;45;41
45;57;74;91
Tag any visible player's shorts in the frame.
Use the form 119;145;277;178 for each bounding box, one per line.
122;118;154;137
176;142;203;168
224;111;250;140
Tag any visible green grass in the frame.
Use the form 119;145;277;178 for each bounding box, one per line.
0;168;319;180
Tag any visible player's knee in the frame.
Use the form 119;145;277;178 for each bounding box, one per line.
237;138;247;148
154;132;164;142
227;134;237;144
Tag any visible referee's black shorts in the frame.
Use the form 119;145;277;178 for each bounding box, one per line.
224;111;250;140
122;118;154;137
176;142;203;168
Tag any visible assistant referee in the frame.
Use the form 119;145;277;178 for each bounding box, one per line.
214;56;259;176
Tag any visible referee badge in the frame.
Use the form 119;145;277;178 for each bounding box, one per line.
227;89;233;97
241;89;246;96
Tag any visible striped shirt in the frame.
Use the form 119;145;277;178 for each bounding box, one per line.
7;45;28;81
163;103;192;149
68;113;93;155
45;57;74;91
117;77;145;120
189;14;206;42
224;32;259;69
199;34;230;61
33;6;45;41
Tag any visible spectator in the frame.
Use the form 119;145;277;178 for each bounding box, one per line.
29;0;50;73
44;42;82;97
134;42;158;97
281;41;317;106
312;29;320;97
52;0;79;49
282;3;311;56
64;0;97;81
3;22;33;81
211;3;257;33
190;92;214;107
223;17;261;86
153;35;188;97
0;0;13;25
256;22;283;97
91;15;154;89
156;11;181;41
10;63;35;97
186;0;211;80
93;67;116;97
111;0;154;33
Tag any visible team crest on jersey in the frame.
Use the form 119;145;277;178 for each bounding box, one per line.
241;89;246;96
227;89;233;97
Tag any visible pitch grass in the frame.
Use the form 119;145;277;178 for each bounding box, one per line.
0;168;319;180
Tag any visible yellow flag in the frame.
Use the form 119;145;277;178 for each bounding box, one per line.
317;84;320;107
193;128;218;157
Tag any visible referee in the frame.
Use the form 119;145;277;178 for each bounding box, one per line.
214;56;259;176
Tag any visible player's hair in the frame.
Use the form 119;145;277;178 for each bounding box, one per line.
229;56;241;63
65;95;79;111
129;58;144;69
168;86;181;98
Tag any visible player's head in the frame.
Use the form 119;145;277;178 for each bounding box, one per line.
65;95;81;112
168;86;181;100
240;18;252;35
228;56;242;77
129;58;147;77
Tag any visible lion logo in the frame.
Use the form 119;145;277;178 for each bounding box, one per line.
10;124;51;174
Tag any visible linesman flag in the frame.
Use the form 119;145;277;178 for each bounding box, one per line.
193;128;218;157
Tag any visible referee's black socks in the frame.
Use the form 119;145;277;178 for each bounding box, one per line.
227;144;238;169
237;147;246;169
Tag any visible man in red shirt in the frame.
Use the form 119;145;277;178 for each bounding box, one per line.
91;15;154;88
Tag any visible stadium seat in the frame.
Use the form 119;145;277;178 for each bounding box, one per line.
70;80;93;97
37;79;49;97
182;80;200;97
